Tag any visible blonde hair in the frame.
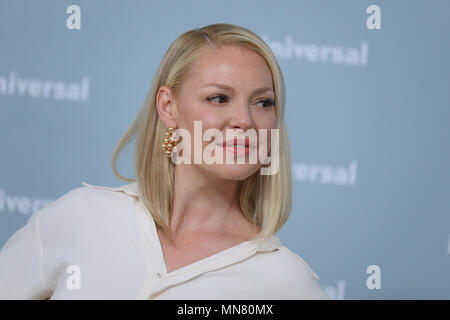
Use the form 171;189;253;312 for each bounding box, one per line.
111;23;292;244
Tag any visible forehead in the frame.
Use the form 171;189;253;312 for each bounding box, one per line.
186;45;274;89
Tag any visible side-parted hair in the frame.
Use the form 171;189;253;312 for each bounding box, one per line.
111;23;292;244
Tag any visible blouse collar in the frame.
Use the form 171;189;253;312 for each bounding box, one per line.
81;181;283;252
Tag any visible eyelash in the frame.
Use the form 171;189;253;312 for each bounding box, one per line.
206;94;275;109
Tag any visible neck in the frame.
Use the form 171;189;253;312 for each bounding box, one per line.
169;164;245;237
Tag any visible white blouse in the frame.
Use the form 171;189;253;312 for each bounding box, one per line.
0;181;330;300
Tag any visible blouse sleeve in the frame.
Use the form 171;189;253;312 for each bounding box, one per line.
0;210;53;299
276;246;332;300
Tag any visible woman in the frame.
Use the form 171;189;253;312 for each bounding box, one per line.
0;23;329;299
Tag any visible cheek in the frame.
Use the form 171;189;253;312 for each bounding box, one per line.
255;110;277;130
255;111;277;151
176;107;225;151
189;112;225;133
177;106;195;129
202;115;227;133
178;101;223;129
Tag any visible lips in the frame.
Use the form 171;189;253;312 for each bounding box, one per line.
215;137;257;156
222;137;250;148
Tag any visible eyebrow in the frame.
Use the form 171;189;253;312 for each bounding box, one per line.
201;83;274;95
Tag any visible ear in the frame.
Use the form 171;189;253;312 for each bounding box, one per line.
156;85;178;129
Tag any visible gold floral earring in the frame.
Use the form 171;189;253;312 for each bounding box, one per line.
161;127;178;158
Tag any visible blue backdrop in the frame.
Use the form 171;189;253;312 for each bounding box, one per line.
1;0;449;299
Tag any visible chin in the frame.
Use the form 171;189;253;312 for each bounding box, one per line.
207;163;261;181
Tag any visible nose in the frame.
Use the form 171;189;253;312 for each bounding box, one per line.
228;99;253;131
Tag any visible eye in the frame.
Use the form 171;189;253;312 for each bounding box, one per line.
257;98;275;109
206;94;229;104
206;95;275;108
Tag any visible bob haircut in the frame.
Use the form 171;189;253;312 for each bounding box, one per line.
111;23;292;244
